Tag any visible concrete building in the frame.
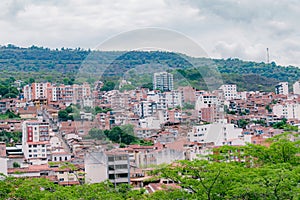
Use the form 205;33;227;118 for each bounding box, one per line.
22;121;51;163
275;82;289;95
188;121;243;146
153;72;174;91
85;151;130;185
23;82;91;105
273;103;300;120
178;86;196;103
293;81;300;95
195;93;224;122
32;82;51;100
219;84;237;100
135;148;185;168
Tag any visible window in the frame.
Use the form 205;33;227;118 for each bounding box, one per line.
115;164;128;169
108;165;114;170
116;173;128;178
109;174;115;179
108;157;114;162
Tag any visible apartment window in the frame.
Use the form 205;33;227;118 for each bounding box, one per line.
108;157;114;162
108;165;114;170
59;178;64;181
116;173;128;178
115;164;128;169
109;174;115;179
29;145;32;148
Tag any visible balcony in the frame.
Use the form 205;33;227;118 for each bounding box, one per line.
112;178;129;183
108;169;129;174
108;160;128;165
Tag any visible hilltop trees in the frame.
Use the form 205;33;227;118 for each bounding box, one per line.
153;134;300;199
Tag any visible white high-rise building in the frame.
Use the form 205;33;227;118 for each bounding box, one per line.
275;82;289;95
22;121;50;162
219;84;237;100
273;103;300;120
153;72;174;91
293;81;300;95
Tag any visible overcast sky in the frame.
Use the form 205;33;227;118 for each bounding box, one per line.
1;0;299;66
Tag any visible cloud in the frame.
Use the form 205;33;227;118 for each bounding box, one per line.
0;0;300;66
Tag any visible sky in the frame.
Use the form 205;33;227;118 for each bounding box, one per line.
1;0;300;66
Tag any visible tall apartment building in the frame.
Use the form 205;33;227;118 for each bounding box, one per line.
22;121;50;162
23;82;91;105
33;82;51;100
293;81;300;95
72;83;91;104
275;82;289;95
195;93;224;122
85;151;130;185
178;86;196;103
219;84;237;100
273;103;300;120
153;72;174;91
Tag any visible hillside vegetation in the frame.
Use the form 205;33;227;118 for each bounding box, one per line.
0;45;299;91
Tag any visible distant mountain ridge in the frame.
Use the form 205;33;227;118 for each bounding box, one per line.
0;44;299;92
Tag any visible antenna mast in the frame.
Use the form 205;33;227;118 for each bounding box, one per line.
266;48;270;64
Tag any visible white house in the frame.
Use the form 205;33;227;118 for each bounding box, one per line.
188;121;243;146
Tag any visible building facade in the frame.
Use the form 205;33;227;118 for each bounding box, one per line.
22;121;51;162
275;82;289;95
153;72;174;91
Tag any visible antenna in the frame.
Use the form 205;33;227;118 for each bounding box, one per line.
266;48;270;64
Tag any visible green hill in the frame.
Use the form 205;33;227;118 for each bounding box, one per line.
0;45;299;91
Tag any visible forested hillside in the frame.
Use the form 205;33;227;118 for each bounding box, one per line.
0;45;299;91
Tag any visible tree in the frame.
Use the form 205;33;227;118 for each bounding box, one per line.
105;126;138;145
237;119;248;128
13;162;20;168
58;110;73;121
88;128;106;140
101;81;116;91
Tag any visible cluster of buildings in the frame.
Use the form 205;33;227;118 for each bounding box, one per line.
23;82;91;106
0;72;299;190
